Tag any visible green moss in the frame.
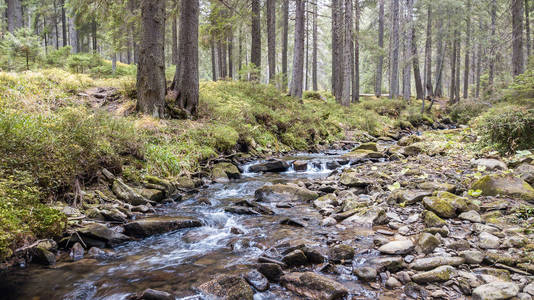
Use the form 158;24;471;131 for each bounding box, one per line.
422;210;447;227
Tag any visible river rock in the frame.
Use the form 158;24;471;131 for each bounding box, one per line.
343;149;385;160
392;189;432;205
400;145;422;156
293;160;308;172
378;240;414;255
353;266;377;281
410;256;465;271
459;210;483;223
422;210;447;227
416;233;440;254
398;135;422;146
31;247;56;265
341;207;386;227
472;174;534;202
478;232;500;249
249;159;290;173
245;270;269;292
524;282;534;296
354;142;378;151
369;256;404;272
280;272;348;300
211;162;241;182
255;184;318;202
386;277;402;289
516;163;534;185
472;281;519;300
460;250;484;264
138;188;165;203
329;244;355;262
418;182;456;193
112;178;152;206
339;172;373;187
282;250;308;267
224;206;260;215
313;194;339;215
138;289;174;300
70;242;85;261
472;159;508;171
75;223;131;248
198;274;254;300
422;196;456;218
411;265;456;284
124;216;202;238
257;263;284;282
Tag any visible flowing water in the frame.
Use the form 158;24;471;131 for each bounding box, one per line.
0;151;389;300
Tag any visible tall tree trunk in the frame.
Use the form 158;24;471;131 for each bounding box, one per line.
211;38;217;81
332;0;343;99
353;0;360;103
341;0;352;106
375;0;384;97
290;0;305;99
282;0;289;88
221;37;228;78
512;0;525;76
53;0;59;49
455;31;461;102
61;0;67;47
489;0;497;86
312;2;318;91
238;26;243;73
434;16;444;97
136;0;166;118
250;0;261;80
402;0;413;101
463;0;471;99
7;0;22;32
91;19;97;53
69;14;78;53
267;0;276;83
412;27;424;100
476;18;482;98
390;0;400;99
526;0;531;58
172;12;178;65
172;0;199;117
305;4;309;90
423;3;433;99
450;28;458;103
228;30;233;79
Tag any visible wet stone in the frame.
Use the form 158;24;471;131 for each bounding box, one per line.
257;263;284;282
280;272;348;300
70;242;85;261
353;266;377;281
245;270;269;292
378;240;414;255
282;250;308;267
137;289;174;300
124;216;202;238
198;274;254;300
329;244;355;263
472;281;519;300
411;265;456;284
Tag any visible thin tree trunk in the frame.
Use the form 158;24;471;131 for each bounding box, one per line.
512;0;525;76
526;0;531;57
211;39;217;81
463;0;471;99
455;31;461;102
136;0;166;118
375;0;384;97
489;0;497;86
424;3;433;99
53;0;59;49
61;0;67;47
476;18;482;98
390;0;400;99
221;37;228;78
250;0;261;80
312;2;318;91
412;27;424;100
402;0;413;101
238;26;243;73
282;0;289;88
434;16;444;97
305;4;309;91
267;0;276;83
290;0;305;100
172;0;199;117
91;19;97;53
450;28;458;103
341;0;352;106
7;0;23;33
69;14;78;53
172;12;178;65
228;30;233;79
353;0;360;103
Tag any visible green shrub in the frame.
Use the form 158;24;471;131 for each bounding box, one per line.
303;91;323;100
67;53;102;73
44;46;72;67
476;106;534;154
448;101;490;124
0;28;41;70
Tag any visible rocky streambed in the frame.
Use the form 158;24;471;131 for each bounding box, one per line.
2;129;534;300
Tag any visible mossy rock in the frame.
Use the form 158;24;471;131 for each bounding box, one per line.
472;174;534;202
412;265;456;284
255;184;319;202
211;162;241;183
398;135;422;146
418;182;456;193
174;176;195;189
354;142;378;152
434;191;468;212
422;210;447;227
339;172;373;188
343;149;384;160
423;197;456;218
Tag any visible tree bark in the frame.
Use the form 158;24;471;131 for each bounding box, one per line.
341;0;352;106
375;0;384;97
412;26;424;100
228;30;233;79
463;0;471;99
312;2;318;91
53;0;59;49
476;18;482;98
455;29;461;102
450;28;458;103
91;19;97;53
434;16;444;97
305;4;309;90
290;0;305;100
489;0;497;86
402;0;413;101
211;39;217;81
423;3;433;99
332;0;343;99
526;0;531;57
390;0;400;99
7;0;22;33
61;0;67;47
69;14;78;53
353;0;360;103
172;12;178;65
136;0;166;118
267;0;276;83
172;0;199;117
250;0;261;80
512;0;525;76
282;0;289;87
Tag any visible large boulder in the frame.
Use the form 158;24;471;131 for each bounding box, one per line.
74;223;131;248
329;244;355;262
124;216;202;238
255;184;318;202
422;210;447;227
343;149;385;160
281;272;348;300
398;135;422;146
472;281;519;300
354;142;378;152
249;159;290;173
198;274;254;300
472;174;534;202
422;192;468;218
211;162;241;183
515;163;534;185
416;233;440;254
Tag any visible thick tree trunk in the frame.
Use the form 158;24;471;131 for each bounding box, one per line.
512;0;525;76
250;0;261;80
463;0;471;99
526;0;531;57
390;0;400;99
353;0;360;103
434;16;444;97
423;3;433;99
290;0;305;99
267;0;276;83
53;0;59;49
172;13;178;65
402;0;413;101
7;0;23;33
341;0;352;106
61;0;67;47
228;31;233;79
136;0;166;118
305;4;309;90
489;0;497;86
375;0;384;97
211;39;217;81
172;0;199;117
312;2;318;91
412;27;424;100
69;15;78;53
282;0;289;87
332;0;343;99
